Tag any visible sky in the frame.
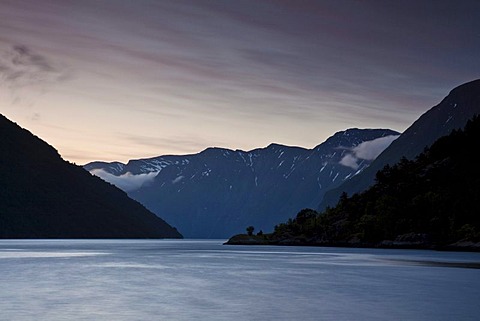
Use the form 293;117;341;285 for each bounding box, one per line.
0;0;479;164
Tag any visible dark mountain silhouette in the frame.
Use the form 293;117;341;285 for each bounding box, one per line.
320;79;480;210
86;128;398;238
0;114;182;238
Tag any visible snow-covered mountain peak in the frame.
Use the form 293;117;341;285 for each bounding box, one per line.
84;128;397;238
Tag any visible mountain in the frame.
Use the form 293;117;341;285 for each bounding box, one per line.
0;114;182;238
226;116;480;251
85;128;399;238
320;79;480;210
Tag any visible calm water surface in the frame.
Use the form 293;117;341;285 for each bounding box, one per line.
0;239;479;321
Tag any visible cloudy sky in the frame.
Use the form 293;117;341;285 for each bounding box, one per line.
0;0;479;164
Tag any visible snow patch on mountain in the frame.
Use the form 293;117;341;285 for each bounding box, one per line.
172;176;184;184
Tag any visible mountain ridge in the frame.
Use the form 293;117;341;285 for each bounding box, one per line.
87;128;398;176
86;128;399;238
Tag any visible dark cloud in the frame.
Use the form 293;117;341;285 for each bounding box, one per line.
11;45;55;72
31;113;41;121
0;44;68;101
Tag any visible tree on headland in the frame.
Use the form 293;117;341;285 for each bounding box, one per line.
246;226;255;236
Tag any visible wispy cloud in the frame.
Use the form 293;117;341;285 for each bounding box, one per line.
90;169;158;192
339;135;399;170
339;154;360;170
353;135;400;161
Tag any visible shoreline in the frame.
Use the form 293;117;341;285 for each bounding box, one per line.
224;234;480;253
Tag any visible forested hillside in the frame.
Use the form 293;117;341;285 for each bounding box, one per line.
227;116;480;250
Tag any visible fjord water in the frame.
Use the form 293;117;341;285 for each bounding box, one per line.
0;240;479;321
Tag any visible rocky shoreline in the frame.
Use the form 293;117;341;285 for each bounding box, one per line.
224;234;480;252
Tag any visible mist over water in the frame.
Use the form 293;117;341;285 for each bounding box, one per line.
0;240;479;321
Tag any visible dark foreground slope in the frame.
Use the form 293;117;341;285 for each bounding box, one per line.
321;79;480;210
227;116;480;251
0;114;182;238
